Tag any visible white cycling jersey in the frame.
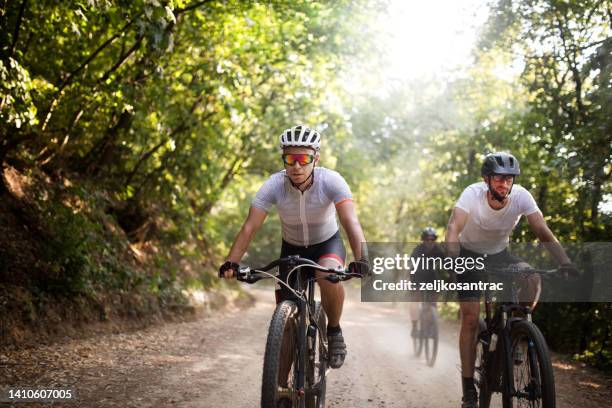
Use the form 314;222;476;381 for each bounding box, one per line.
252;167;352;246
455;182;540;254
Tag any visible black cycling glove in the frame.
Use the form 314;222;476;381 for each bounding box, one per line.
219;261;240;278
348;258;370;277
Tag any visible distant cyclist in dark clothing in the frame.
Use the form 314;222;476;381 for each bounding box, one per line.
409;227;445;337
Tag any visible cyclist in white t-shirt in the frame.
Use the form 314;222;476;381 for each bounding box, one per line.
219;125;369;369
445;152;577;408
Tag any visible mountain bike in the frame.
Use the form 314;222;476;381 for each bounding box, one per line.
414;291;438;367
236;255;360;408
474;267;559;408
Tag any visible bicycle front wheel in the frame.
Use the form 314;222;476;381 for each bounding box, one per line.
475;318;493;408
504;320;556;408
262;300;299;408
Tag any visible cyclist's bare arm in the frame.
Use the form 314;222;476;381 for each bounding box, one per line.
222;206;268;278
445;207;468;257
337;200;366;260
526;211;571;265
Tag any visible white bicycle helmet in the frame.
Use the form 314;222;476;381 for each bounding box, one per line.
279;125;321;151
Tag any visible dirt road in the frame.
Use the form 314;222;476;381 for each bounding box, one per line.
1;287;610;407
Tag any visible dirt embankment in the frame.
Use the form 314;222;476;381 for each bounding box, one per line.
1;165;244;351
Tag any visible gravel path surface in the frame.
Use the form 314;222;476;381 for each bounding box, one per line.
1;287;610;407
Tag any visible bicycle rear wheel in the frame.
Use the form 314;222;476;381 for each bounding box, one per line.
262;300;299;408
306;301;327;408
504;320;555;408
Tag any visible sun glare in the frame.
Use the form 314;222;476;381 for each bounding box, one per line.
372;0;490;84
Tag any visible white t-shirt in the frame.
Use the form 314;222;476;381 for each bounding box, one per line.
455;182;540;254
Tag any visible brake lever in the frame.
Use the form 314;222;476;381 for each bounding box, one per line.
237;266;251;282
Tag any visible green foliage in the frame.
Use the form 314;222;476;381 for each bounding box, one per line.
535;303;612;373
0;57;38;129
28;183;128;294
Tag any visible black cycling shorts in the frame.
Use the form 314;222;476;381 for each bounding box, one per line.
456;246;524;300
275;230;347;303
280;230;346;266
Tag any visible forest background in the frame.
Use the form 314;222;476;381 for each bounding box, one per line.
1;0;610;371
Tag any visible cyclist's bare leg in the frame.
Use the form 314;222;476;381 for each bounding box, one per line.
409;293;421;322
316;256;347;369
459;301;480;378
315;257;344;327
429;292;439;310
409;292;422;336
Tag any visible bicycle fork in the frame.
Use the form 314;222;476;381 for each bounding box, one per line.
500;307;542;401
296;299;307;400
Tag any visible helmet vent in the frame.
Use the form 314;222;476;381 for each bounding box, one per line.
495;156;504;166
279;125;321;150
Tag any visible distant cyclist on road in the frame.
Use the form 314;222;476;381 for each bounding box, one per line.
409;227;444;338
219;125;369;369
445;152;577;408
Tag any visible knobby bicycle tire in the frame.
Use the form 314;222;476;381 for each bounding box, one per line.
262;301;299;408
422;306;439;367
306;301;327;408
476;318;494;408
504;320;556;408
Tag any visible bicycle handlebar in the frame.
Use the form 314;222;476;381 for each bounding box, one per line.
236;256;360;284
483;266;564;278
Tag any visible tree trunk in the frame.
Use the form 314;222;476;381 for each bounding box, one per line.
537;182;548;215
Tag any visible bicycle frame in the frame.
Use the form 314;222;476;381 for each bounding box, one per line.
481;268;553;400
239;255;355;406
483;296;532;397
292;257;317;399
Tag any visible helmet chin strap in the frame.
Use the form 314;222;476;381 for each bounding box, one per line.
288;164;315;190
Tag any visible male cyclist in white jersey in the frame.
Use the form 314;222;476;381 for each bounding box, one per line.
219;125;369;369
445;152;577;408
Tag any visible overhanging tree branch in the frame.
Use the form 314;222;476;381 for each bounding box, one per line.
40;13;143;130
176;0;213;15
9;0;27;57
97;34;144;84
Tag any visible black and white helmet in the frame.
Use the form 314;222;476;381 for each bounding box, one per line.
481;152;520;176
279;125;321;151
421;227;437;240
